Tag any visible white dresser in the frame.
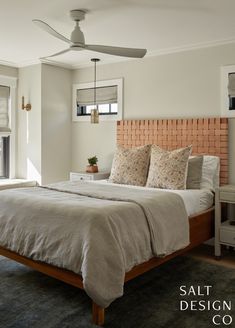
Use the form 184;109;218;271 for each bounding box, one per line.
70;171;110;182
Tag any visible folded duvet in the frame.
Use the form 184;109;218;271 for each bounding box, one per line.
0;181;189;307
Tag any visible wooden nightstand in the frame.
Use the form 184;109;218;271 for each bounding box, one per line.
70;171;110;182
215;185;235;258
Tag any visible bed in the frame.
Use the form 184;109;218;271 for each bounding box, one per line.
0;117;229;326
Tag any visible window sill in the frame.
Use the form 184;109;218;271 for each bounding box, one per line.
0;179;37;190
73;114;121;122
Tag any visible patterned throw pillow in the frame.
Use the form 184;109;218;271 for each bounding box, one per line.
109;145;151;186
146;145;192;190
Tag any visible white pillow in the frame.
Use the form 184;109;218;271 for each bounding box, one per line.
200;156;220;191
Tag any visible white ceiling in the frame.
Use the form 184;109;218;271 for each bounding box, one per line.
1;0;235;69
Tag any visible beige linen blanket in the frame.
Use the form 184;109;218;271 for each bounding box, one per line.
0;181;189;307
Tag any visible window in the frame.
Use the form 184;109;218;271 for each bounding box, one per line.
77;85;118;116
0;86;10;178
0;75;17;178
73;79;123;122
221;65;235;117
0;136;9;178
0;86;10;131
229;96;235;110
228;73;235;110
78;103;118;115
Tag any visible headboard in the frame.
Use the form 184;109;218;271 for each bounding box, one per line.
117;118;228;185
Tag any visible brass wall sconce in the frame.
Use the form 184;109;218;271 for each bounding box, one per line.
22;96;32;111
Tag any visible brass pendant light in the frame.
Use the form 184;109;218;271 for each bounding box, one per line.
90;58;100;124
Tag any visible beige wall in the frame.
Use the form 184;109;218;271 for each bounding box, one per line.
72;43;235;183
72;122;116;172
17;64;72;184
17;64;42;183
41;64;72;184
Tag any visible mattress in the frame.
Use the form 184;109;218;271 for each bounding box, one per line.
91;180;214;217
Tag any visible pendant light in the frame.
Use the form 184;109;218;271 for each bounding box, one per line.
90;58;100;124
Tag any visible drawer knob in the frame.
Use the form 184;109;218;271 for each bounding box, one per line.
80;177;83;180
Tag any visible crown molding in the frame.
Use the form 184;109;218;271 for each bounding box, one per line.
68;37;235;69
17;59;41;67
16;58;74;70
1;37;235;70
39;59;73;70
147;37;235;58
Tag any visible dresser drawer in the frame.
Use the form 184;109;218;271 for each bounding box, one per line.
220;191;235;202
220;227;235;245
70;173;92;181
70;171;110;181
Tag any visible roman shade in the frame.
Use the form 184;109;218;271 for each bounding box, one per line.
228;73;235;97
0;86;10;132
77;85;117;106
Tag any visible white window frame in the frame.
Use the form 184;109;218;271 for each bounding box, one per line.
0;74;17;178
73;78;123;122
221;65;235;118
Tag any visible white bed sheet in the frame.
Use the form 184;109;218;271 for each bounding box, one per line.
90;180;214;217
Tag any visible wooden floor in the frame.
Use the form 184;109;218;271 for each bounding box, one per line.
187;244;235;269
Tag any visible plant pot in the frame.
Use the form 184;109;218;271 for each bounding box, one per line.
86;165;98;173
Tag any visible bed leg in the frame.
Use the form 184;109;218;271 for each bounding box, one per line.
92;302;105;326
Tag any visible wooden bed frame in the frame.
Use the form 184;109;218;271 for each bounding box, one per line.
0;117;229;326
0;208;215;325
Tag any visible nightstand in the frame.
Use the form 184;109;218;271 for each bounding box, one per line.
215;185;235;258
70;171;110;182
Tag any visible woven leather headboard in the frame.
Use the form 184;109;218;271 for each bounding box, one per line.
117;118;228;185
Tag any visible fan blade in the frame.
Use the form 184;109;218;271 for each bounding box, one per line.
40;48;71;59
33;19;71;44
85;44;147;58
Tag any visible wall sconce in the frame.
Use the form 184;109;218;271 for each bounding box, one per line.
22;96;32;111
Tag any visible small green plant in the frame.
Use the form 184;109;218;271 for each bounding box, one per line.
88;156;98;166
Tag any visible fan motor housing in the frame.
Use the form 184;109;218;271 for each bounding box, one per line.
71;25;85;44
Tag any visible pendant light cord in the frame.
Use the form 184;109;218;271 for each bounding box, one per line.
94;59;96;109
91;58;100;110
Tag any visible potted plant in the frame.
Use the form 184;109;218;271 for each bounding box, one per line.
86;156;98;173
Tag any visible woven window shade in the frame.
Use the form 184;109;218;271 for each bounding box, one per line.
77;85;117;106
0;86;10;132
228;73;235;97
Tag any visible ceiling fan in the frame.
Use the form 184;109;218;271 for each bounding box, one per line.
33;10;147;59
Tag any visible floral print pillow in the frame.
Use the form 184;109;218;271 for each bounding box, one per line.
146;145;192;190
109;145;151;186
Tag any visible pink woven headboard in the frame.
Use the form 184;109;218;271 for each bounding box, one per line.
117;118;228;185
